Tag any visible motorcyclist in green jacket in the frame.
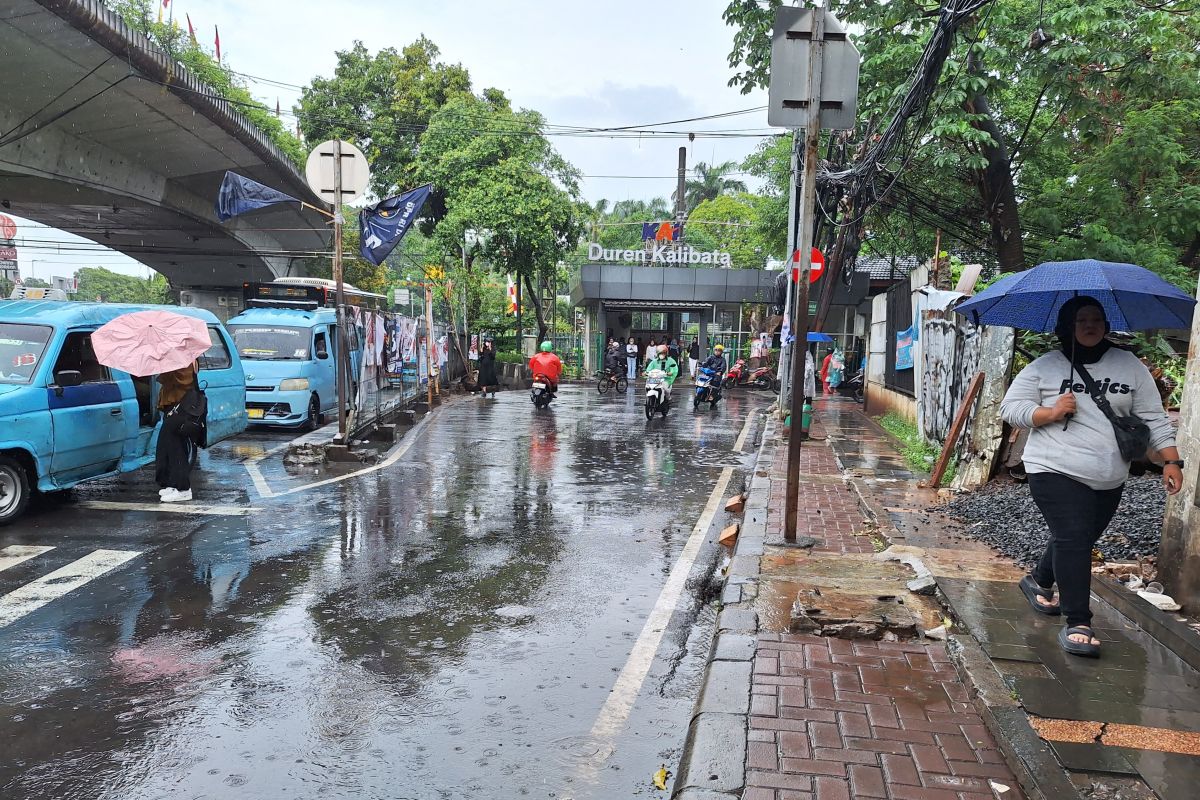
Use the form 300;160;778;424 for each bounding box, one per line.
644;344;680;385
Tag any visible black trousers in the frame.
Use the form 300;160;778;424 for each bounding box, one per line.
1028;472;1124;627
155;411;191;491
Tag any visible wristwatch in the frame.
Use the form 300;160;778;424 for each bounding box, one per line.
1164;460;1185;469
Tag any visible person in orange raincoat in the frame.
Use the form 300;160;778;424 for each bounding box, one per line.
529;341;563;394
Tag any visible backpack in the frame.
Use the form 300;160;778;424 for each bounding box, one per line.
176;368;209;448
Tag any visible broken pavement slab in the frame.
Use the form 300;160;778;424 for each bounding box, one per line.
717;523;739;548
723;494;745;514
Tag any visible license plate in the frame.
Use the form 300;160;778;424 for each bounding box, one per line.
532;382;547;389
247;408;265;419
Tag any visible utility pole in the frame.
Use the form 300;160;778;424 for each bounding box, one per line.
425;284;434;407
676;145;687;229
784;8;825;542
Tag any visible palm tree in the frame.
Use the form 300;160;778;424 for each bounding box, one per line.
677;161;748;212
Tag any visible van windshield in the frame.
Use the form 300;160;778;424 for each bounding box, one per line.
228;325;310;360
0;323;53;384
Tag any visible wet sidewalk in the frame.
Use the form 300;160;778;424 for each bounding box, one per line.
674;397;1200;800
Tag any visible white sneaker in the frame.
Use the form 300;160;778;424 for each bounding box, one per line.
158;487;171;497
160;489;193;503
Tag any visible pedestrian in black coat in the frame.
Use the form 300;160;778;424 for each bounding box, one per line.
477;341;499;398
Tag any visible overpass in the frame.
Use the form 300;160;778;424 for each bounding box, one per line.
0;0;330;318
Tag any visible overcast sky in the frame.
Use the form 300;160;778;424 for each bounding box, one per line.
13;0;772;281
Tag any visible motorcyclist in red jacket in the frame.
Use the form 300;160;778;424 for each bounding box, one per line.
529;341;564;394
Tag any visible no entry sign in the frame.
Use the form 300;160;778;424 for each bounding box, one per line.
792;248;825;283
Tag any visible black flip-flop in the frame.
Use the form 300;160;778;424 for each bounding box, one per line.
1019;575;1060;616
1059;626;1101;657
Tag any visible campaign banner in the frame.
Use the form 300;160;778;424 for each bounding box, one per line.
895;325;915;371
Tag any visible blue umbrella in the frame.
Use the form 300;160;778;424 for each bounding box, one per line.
955;259;1195;332
807;332;833;342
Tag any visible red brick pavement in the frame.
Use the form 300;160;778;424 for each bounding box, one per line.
749;429;1024;799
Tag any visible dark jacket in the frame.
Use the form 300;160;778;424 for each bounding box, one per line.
701;354;728;375
688;342;700;359
477;349;498;386
604;349;624;373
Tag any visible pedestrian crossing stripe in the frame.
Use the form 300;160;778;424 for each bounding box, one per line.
0;548;141;628
0;545;54;574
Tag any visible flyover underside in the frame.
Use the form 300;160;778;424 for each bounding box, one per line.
0;0;330;288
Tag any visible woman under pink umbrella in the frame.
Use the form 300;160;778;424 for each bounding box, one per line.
91;310;212;503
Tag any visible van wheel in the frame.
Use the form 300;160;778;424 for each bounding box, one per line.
0;454;32;527
304;395;321;432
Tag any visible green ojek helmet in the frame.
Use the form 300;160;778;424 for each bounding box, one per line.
540;340;553;352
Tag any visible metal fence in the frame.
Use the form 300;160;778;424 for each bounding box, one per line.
883;279;915;396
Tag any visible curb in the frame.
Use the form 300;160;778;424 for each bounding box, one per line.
671;411;773;800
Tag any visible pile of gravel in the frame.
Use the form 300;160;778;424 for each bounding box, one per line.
941;476;1165;565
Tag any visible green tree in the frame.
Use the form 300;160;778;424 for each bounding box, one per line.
73;267;171;303
417;95;583;341
723;0;1200;284
679;160;748;212
298;39;472;197
688;194;767;269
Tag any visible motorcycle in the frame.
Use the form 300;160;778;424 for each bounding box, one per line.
838;367;865;403
723;358;747;388
693;367;722;410
644;369;671;419
530;374;554;409
748;363;779;392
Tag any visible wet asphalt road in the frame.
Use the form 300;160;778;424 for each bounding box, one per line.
0;384;762;799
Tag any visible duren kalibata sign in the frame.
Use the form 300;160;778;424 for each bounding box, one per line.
587;242;732;267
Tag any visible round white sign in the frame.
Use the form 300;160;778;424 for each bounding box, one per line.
305;140;370;206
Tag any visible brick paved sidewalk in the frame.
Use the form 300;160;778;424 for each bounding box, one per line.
747;636;1019;800
719;412;1025;800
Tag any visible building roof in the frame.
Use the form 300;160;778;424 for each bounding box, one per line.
855;255;923;281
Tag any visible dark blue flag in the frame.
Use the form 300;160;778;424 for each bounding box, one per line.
359;184;432;266
216;171;299;222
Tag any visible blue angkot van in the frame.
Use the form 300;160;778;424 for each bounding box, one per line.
0;300;246;525
225;278;383;430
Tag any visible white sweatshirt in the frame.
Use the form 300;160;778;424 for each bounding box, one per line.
1000;348;1176;490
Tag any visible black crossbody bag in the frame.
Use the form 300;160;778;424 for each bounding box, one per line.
1073;362;1152;462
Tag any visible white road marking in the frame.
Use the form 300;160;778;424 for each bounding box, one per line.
75;501;260;516
0;549;141;628
0;545;54;573
733;409;758;452
244;411;434;499
588;466;735;744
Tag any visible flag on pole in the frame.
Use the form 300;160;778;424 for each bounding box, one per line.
157;0;167;23
214;25;221;63
186;13;196;44
215;172;299;222
358;184;433;266
506;275;518;316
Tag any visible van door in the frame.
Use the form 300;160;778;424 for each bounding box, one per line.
46;331;126;483
313;327;336;412
196;325;248;444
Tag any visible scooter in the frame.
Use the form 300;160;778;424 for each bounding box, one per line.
644;369;671;419
530;374;554;409
748;363;779;392
694;367;722;410
723;358;747;388
838;368;865;403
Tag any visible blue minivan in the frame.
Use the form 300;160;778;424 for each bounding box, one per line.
225;279;381;430
0;300;247;525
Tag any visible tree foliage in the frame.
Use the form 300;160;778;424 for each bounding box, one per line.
722;0;1200;288
687;194;769;269
298;38;472;197
680;160;749;212
73;267;171;304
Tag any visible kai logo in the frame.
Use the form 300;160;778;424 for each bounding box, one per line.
641;221;682;242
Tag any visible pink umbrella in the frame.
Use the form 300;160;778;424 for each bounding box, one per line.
92;310;212;376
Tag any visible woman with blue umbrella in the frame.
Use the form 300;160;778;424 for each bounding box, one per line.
960;260;1192;658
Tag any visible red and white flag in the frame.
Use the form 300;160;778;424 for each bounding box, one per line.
506;274;517;316
214;25;221;63
185;13;196;44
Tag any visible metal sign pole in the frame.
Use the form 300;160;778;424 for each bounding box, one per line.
332;139;350;442
425;284;434;407
777;132;801;409
784;8;825;543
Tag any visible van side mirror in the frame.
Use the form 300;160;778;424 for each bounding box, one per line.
55;370;83;388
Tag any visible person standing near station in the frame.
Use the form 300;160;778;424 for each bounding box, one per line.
820;348;835;395
477;339;499;398
625;337;639;380
688;338;700;378
644;337;658;373
156;362;198;503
